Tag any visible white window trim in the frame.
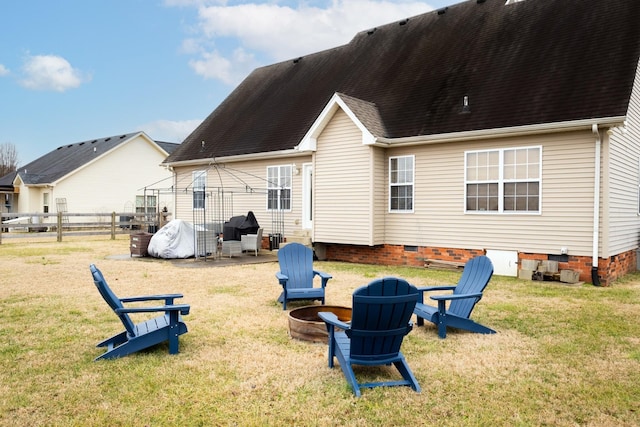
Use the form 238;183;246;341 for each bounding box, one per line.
192;170;207;210
136;195;157;214
389;154;415;213
464;146;542;215
266;165;292;212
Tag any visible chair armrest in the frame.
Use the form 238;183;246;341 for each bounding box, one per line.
116;304;191;315
314;270;332;288
275;272;288;286
430;292;483;302
120;294;184;304
416;286;455;303
318;312;350;330
314;270;332;279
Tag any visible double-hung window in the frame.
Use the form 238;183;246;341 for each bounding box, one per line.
465;146;541;213
267;165;291;211
389;155;414;212
136;195;157;214
192;170;206;210
43;193;49;214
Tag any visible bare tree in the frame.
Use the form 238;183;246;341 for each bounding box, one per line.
0;143;19;178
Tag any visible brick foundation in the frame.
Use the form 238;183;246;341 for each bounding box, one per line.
322;243;638;286
324;244;484;269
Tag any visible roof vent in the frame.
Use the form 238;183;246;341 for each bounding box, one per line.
293;57;302;64
367;28;377;35
399;18;409;26
437;7;448;15
477;0;486;3
91;140;97;143
462;95;471;113
93;147;97;153
120;135;126;139
201;141;205;151
105;137;111;141
79;142;85;146
505;0;525;4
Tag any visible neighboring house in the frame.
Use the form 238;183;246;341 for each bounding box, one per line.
163;0;640;285
0;132;178;226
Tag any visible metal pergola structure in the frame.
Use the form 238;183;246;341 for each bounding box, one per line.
185;163;287;261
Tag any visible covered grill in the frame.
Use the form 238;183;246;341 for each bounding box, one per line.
223;211;260;241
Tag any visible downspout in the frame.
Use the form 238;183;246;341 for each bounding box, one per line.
591;124;602;286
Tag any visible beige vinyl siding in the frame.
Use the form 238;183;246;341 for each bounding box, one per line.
174;164;200;221
172;155;311;236
314;109;373;245
605;62;640;256
384;131;598;256
371;146;386;244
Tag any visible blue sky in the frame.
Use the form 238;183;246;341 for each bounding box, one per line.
1;0;455;165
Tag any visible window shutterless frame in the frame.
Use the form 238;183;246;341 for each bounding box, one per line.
192;170;206;210
389;155;414;213
465;146;541;214
266;165;292;211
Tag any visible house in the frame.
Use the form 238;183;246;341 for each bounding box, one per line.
0;132;178;227
163;0;640;285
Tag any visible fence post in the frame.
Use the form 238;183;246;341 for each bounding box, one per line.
111;212;116;240
57;212;63;242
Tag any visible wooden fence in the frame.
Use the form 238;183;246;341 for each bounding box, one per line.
0;212;171;244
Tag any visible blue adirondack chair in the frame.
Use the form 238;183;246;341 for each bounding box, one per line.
275;242;332;310
413;255;495;339
89;264;190;361
318;277;421;397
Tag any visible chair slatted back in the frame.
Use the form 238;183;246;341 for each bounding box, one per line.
450;256;494;318
277;243;314;290
90;264;136;336
348;277;418;361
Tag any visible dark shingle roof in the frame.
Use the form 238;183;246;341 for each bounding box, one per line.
155;141;180;155
0;132;175;187
166;0;640;164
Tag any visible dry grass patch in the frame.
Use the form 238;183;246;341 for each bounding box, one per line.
1;237;639;426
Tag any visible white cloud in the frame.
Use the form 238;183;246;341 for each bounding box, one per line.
189;47;259;85
19;54;90;92
140;119;203;143
0;64;9;76
173;0;435;84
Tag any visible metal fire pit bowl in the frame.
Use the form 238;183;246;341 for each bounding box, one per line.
287;305;352;343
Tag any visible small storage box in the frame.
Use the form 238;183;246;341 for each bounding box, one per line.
130;232;153;257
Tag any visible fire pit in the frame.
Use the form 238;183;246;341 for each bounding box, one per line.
287;305;352;343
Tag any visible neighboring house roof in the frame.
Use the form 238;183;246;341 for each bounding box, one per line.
155;141;181;155
0;132;178;188
166;0;640;164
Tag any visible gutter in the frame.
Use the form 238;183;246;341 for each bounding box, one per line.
591;124;602;286
372;116;626;147
164;149;306;168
